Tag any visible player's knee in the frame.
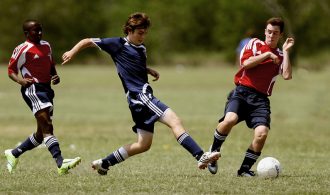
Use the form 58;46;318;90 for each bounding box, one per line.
222;113;238;127
34;132;44;143
172;117;183;128
257;132;268;141
139;142;152;152
255;129;268;142
38;120;53;135
221;119;236;129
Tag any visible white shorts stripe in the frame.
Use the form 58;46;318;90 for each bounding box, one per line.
26;86;41;112
24;85;53;114
139;93;163;116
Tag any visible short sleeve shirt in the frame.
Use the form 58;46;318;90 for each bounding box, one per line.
235;38;284;96
8;40;55;83
92;37;149;94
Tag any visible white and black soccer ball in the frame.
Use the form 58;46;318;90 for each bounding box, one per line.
257;157;282;178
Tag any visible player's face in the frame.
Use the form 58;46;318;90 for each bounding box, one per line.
128;28;148;45
265;24;282;48
26;23;42;44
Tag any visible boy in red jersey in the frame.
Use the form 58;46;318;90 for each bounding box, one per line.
5;19;81;175
207;17;294;176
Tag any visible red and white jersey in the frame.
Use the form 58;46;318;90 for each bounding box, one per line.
8;40;55;83
235;38;283;96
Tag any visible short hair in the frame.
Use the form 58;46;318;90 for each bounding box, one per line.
23;19;41;34
266;17;284;33
123;12;151;35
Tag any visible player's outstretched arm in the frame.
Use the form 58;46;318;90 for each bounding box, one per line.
62;38;96;65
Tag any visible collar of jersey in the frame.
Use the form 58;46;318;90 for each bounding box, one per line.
123;37;146;50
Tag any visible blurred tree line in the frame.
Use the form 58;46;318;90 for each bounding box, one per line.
0;0;329;68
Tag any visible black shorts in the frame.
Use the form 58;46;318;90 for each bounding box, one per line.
21;83;54;116
127;91;169;133
219;85;271;129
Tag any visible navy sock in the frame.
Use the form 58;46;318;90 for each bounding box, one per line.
210;129;227;152
102;147;128;169
177;132;204;160
44;136;63;168
12;133;42;158
239;149;261;171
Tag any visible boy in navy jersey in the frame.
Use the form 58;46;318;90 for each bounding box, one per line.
207;17;295;176
62;12;220;175
5;19;81;175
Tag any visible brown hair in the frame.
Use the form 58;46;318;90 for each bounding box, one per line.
123;12;151;35
266;17;284;33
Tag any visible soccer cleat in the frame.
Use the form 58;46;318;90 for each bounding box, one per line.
207;146;220;174
4;149;19;173
58;157;81;175
198;151;220;169
92;159;109;175
237;169;256;177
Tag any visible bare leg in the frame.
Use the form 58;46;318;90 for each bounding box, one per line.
123;129;153;156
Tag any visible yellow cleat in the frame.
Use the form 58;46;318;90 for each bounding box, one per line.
58;157;81;175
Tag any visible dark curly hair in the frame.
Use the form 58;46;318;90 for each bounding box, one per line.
123;12;151;35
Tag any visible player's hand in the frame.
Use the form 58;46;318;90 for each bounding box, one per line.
147;68;160;81
269;52;280;65
62;51;74;65
51;75;60;85
18;78;34;87
283;37;294;52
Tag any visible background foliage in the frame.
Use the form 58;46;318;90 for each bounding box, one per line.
0;0;329;68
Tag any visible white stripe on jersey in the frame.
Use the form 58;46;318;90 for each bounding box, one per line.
252;39;265;56
21;67;39;83
245;38;257;50
239;38;265;66
91;38;102;50
91;38;101;43
12;43;27;60
17;42;34;70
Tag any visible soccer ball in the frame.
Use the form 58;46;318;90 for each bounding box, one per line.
257;157;282;178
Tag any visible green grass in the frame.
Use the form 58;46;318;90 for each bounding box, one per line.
1;64;330;194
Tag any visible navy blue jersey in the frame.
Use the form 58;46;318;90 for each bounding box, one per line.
92;37;149;94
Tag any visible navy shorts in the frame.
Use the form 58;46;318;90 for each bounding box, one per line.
21;83;54;116
219;85;271;129
127;91;169;133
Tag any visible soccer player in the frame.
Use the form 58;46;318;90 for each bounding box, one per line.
207;17;294;176
5;19;81;175
62;12;220;175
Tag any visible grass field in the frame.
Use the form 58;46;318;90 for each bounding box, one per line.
1;64;330;194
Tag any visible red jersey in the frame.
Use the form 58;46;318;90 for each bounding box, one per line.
235;38;283;96
8;40;55;83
